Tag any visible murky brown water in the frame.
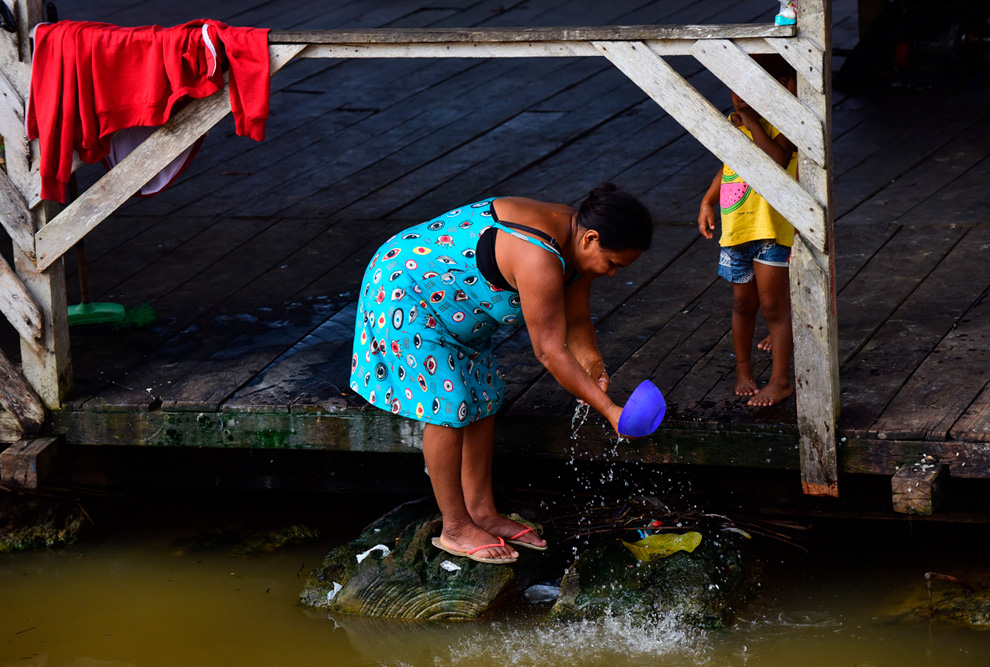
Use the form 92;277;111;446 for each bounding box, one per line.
2;491;988;667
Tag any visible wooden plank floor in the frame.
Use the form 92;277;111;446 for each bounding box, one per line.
36;0;990;482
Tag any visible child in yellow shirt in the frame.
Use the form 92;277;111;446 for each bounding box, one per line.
698;56;797;407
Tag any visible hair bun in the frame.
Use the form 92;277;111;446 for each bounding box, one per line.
588;182;618;200
576;183;652;251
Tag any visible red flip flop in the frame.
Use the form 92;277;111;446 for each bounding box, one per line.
431;536;518;564
506;525;548;551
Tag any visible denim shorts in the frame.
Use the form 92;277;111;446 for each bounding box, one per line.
718;240;791;283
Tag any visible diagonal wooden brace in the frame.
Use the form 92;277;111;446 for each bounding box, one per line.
690;38;825;166
593;40;827;252
0;344;45;433
33;44;306;272
0;252;43;353
0;167;36;261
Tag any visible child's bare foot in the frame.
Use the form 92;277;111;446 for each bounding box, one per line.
734;363;759;397
748;379;793;406
757;335;771;352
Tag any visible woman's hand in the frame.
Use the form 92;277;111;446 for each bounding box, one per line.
577;368;609;406
605;403;623;436
597;369;610;393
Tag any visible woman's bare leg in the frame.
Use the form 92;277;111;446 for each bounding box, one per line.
460;417;546;549
422;422;517;559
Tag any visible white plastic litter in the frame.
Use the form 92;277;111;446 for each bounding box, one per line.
440;560;461;572
327;581;343;602
356;544;391;563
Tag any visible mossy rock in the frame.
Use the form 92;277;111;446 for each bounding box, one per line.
548;527;759;630
172;524;321;556
0;493;88;552
300;498;549;621
886;570;990;631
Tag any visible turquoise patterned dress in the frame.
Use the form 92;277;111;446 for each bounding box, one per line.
349;198;565;427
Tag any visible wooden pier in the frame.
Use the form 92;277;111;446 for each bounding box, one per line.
0;0;987;515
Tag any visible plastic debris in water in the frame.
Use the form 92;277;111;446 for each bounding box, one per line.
524;584;561;603
440;560;461;572
619;532;703;562
720;526;752;539
356;544;391;563
327;581;343;602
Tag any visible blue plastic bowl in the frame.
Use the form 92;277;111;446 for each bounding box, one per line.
617;380;666;437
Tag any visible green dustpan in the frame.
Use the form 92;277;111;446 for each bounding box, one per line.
67;301;126;326
65;177;157;330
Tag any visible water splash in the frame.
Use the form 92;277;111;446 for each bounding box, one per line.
570;401;590;439
440;609;711;667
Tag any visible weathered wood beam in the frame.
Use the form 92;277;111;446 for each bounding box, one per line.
592;40;827;251
0;251;43;353
892;459;947;515
0;436;61;489
0;410;22;443
0;344;45;434
0;167;36;260
300;37;783;60
302;42;600;59
33;44;306;271
14;201;73;408
0;66;24;120
1;0;74;412
791;239;839;496
34;89;233;270
690;38;825;166
271;24;795;44
792;0;839;497
0;71;28;168
15;0;45;64
840;439;990;480
46;408;990;482
765;37;825;93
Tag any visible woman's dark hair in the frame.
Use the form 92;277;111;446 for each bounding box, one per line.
576;183;653;250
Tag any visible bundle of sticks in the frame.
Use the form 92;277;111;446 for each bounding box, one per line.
538;493;811;550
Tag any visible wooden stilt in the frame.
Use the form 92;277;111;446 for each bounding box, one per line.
892;459;948;515
793;0;840;497
0;436;61;489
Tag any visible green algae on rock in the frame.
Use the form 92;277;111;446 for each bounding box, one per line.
0;492;88;552
548;526;759;630
300;497;548;621
887;570;990;631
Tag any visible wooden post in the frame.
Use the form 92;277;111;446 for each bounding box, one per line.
0;436;61;489
33;44;306;271
791;0;840;497
1;0;73;409
891;459;947;515
13;203;73;409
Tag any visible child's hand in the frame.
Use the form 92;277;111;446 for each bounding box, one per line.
731;107;760;129
698;202;716;239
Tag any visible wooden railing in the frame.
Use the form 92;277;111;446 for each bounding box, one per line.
0;1;839;495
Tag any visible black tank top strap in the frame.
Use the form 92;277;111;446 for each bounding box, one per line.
490;204;563;252
495;220;562;253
